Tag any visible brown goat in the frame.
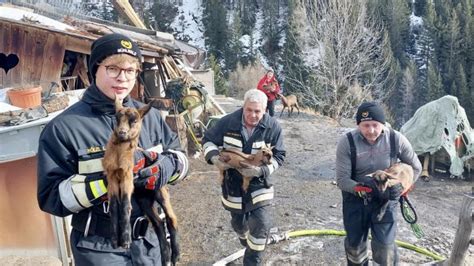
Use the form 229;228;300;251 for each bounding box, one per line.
218;145;273;192
278;93;300;117
102;96;180;265
371;163;414;221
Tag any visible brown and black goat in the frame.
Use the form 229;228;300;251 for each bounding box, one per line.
277;93;300;117
218;145;273;192
371;163;414;221
102;96;180;265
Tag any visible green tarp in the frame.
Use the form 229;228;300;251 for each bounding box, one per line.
400;95;474;177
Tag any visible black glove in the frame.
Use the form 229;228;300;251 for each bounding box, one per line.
133;150;164;191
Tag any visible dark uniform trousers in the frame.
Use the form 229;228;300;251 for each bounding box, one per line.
70;227;161;266
230;205;272;265
342;192;399;266
266;100;276;117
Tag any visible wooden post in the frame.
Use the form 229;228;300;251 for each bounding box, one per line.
448;188;474;266
421;153;431;181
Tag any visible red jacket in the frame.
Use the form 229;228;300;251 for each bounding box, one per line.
257;75;281;101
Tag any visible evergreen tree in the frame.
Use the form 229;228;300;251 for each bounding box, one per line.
224;13;242;71
368;0;411;67
209;54;228;95
281;0;313;104
397;60;417;126
427;61;444;101
260;0;283;68
100;1;118;22
148;0;178;33
454;63;469;108
413;0;427;17
239;0;257;36
202;0;229;62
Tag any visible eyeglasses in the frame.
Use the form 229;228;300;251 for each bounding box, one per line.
103;65;139;80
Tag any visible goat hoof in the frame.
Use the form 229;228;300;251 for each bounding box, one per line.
121;237;132;249
172;253;181;265
111;237;119;249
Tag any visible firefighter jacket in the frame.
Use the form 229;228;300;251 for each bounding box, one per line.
202;108;286;213
37;84;188;226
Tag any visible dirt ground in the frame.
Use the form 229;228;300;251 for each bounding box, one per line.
2;100;473;265
171;102;474;265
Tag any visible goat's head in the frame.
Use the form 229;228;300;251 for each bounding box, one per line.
372;170;390;192
114;96;152;142
259;145;273;165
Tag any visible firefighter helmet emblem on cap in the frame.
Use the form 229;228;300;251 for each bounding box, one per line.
121;40;132;49
361;111;369;118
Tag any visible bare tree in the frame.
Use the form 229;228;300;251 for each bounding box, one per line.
298;0;394;120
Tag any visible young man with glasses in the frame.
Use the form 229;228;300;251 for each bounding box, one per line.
37;33;189;265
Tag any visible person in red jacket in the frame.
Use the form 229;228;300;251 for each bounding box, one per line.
257;70;281;117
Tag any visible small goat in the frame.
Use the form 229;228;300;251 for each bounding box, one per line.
278;93;300;117
371;163;414;221
218;145;273;192
102;96;180;265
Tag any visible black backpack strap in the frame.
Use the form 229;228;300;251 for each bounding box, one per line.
346;132;357;180
389;128;397;166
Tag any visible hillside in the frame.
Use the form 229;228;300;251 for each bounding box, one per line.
171;105;474;265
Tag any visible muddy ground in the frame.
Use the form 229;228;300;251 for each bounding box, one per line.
171;100;474;265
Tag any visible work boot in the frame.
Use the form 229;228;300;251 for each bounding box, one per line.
239;236;247;247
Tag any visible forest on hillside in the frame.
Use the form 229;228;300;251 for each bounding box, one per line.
54;0;474;128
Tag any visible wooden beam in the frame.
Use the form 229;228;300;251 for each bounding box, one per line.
65;36;91;55
448;191;474;266
112;0;147;29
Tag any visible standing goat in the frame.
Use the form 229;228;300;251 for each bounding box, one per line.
278;93;300;117
371;163;414;221
102;96;180;265
218;145;273;192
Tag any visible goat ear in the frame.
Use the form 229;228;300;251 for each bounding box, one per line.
138;103;153;119
114;95;123;110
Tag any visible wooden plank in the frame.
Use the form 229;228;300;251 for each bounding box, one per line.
40;33;66;88
22;29;35;85
9;25;25;86
448;193;474;266
30;29;48;87
1;22;12;87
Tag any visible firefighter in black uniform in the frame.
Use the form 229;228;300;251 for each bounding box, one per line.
37;33;189;265
202;89;286;265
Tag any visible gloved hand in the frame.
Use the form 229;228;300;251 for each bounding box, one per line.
353;183;374;198
211;155;232;171
133;150;163;191
388;183;404;200
237;163;263;177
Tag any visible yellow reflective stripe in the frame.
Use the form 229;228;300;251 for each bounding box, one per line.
90;179;107;199
251;141;266;149
252;193;274;204
203;142;219;156
71;182;92;209
221;196;242;210
223;136;242;148
266;158;279;175
78;158;103;174
147;144;163;154
247;234;266;251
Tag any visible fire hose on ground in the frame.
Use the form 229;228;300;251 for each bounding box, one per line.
212;229;446;266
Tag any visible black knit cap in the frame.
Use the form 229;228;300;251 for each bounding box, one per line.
356;102;385;125
88;33;142;80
